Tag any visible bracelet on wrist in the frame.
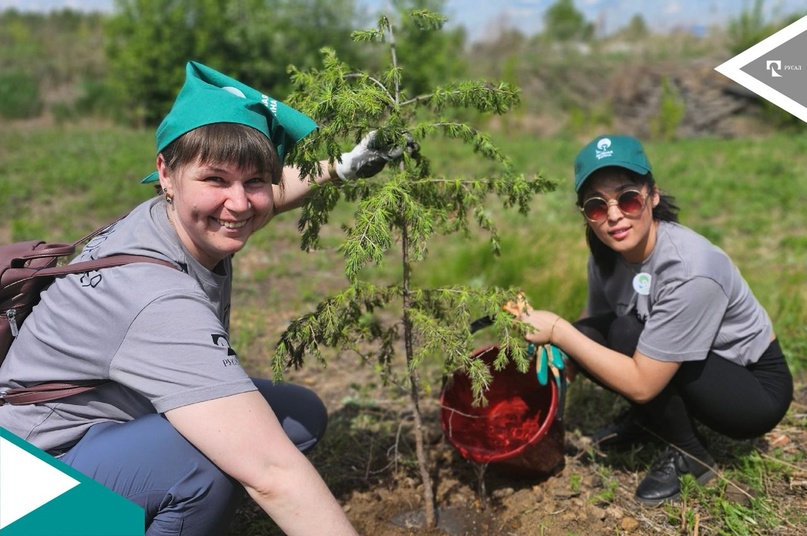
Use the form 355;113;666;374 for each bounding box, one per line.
549;316;561;345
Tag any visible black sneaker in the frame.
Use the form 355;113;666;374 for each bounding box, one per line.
590;408;653;449
634;449;716;506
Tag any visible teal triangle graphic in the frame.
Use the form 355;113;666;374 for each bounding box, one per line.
0;428;144;536
0;434;78;528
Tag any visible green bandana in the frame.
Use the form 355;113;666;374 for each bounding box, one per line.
573;135;652;192
141;61;317;183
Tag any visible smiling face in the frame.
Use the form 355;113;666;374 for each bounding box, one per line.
580;168;660;264
157;124;281;270
159;157;274;269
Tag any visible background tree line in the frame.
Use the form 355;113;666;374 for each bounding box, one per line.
0;0;467;126
0;0;803;134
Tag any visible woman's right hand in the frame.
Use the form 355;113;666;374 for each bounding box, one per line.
165;391;359;535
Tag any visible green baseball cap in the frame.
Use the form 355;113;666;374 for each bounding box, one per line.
573;135;652;192
141;61;317;184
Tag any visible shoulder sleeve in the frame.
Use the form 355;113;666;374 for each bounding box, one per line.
637;277;729;362
110;291;255;413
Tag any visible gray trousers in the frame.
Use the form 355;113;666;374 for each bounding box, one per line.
61;379;328;535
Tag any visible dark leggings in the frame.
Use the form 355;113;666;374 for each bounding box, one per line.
574;314;793;445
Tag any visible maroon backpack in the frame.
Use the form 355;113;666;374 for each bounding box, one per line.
0;222;176;405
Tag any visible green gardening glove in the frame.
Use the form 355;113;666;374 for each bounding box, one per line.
528;343;567;388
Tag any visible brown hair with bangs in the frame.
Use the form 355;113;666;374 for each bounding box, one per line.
157;123;282;190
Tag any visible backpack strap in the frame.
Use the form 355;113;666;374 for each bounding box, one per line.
1;254;179;406
0;381;106;406
37;254;178;278
73;214;129;247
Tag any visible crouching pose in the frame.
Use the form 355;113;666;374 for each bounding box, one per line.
0;61;410;534
514;134;793;505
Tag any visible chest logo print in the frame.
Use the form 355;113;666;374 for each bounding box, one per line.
632;273;652;296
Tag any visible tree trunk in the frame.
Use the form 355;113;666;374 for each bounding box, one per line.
401;223;437;528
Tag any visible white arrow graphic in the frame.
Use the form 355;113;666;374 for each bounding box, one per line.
0;436;79;529
715;15;807;124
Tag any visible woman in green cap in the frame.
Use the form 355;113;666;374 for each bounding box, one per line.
0;61;409;535
512;134;792;505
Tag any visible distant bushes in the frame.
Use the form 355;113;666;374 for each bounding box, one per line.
650;76;686;140
0;71;43;119
51;79;126;125
0;71;123;124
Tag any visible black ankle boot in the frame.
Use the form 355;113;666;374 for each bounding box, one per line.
634;449;716;505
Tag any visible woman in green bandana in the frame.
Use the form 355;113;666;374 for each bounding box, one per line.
0;62;406;535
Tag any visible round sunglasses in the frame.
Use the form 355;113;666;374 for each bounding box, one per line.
580;189;649;223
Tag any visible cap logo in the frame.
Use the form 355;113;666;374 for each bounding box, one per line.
595;138;613;160
222;86;246;98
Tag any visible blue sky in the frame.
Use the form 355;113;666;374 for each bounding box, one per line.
2;0;804;40
387;0;804;39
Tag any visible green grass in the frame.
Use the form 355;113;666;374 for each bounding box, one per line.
2;124;806;535
0;124;154;238
397;133;807;373
2;124;806;373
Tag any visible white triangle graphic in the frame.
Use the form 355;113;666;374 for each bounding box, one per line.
0;436;80;529
715;15;807;124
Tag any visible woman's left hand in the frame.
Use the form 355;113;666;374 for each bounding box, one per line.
519;309;562;346
502;295;562;346
333;130;418;180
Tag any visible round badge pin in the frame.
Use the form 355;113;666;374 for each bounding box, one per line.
633;273;652;295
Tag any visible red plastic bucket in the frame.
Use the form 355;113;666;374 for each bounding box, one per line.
440;345;565;476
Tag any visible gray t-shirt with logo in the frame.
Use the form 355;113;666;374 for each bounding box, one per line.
586;221;772;366
0;198;256;452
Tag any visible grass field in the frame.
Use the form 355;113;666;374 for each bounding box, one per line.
3;123;806;534
5;124;804;372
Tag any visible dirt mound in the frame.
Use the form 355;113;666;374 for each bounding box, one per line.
606;62;767;138
229;349;807;536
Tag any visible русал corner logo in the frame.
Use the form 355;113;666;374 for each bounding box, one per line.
766;60;783;77
715;15;807;123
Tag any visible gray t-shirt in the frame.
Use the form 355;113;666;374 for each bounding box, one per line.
0;198;256;452
586;221;771;366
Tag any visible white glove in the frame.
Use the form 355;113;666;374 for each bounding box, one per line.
334;130;411;180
